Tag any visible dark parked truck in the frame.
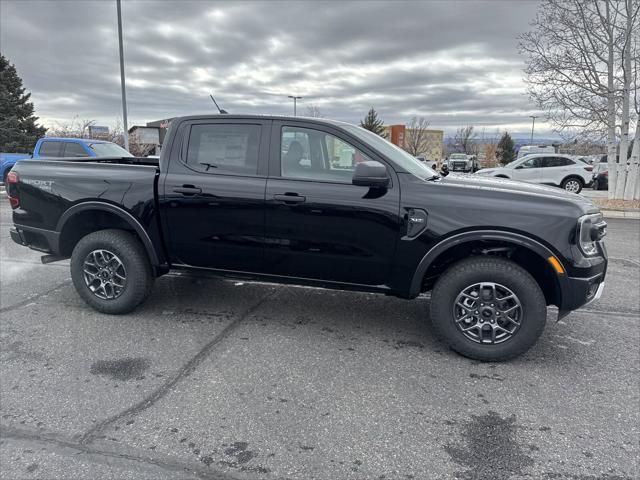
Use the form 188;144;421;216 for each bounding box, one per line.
7;115;608;361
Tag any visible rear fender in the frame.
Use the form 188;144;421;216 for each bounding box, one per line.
57;201;162;266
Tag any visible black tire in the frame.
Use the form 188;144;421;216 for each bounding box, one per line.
70;229;154;314
593;178;601;190
430;256;547;361
561;176;583;194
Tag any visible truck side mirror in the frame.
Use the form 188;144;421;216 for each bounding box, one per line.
352;161;390;188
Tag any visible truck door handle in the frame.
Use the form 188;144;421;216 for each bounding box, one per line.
173;185;202;195
273;193;306;203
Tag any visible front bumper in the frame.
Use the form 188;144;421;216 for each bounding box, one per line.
557;272;606;320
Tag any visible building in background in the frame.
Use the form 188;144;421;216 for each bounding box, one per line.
383;124;444;163
88;125;110;138
128;118;173;155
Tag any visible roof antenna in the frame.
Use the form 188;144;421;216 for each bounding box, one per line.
210;94;228;114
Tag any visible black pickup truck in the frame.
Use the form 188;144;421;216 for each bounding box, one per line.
7;115;607;361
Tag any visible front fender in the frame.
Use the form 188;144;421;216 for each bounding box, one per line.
409;229;564;298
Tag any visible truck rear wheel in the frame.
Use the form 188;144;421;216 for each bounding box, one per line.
430;256;546;361
70;229;154;314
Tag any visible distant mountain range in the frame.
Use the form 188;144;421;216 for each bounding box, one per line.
443;134;566;147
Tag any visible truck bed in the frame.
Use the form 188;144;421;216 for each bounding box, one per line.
9;157;160;238
31;155;160;166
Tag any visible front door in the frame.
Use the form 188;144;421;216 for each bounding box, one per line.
512;156;543;183
161;119;270;271
264;122;401;286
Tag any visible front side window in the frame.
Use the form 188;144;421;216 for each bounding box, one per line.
186;124;261;175
39;141;63;157
64;142;88;157
281;126;371;182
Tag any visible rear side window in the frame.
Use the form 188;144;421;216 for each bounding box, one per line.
546;157;574;167
38;141;63;157
63;142;88;157
185;124;261;176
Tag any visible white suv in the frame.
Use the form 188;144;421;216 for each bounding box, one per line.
475;154;593;193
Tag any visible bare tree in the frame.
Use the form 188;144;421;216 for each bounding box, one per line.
519;0;639;199
403;116;432;156
48;116;97;138
624;13;640;199
618;0;640;197
305;104;323;118
453;125;478;155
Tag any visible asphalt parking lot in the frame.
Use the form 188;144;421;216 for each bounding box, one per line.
0;199;638;480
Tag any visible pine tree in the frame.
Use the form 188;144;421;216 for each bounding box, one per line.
0;55;47;153
496;131;515;165
360;107;386;137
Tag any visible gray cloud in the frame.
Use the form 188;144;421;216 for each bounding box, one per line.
1;0;546;135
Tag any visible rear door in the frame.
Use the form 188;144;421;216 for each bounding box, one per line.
264;121;400;286
161;119;270;271
544;156;574;185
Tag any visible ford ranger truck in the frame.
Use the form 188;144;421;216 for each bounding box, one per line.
7;115;608;361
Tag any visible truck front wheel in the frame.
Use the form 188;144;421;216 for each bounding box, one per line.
70;229;154;314
430;256;546;361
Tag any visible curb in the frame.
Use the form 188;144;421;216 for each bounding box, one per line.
596;206;640;212
601;209;640;219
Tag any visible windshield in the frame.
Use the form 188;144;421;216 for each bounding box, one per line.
87;142;133;157
342;125;438;179
450;154;467;159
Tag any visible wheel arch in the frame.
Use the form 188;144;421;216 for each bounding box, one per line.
410;230;564;306
561;174;584;185
57;202;161;266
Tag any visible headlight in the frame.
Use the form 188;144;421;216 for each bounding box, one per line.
577;213;606;256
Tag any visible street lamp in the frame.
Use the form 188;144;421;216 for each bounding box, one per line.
116;0;129;151
288;95;302;116
529;115;538;145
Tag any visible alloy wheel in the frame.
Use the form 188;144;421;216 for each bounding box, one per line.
82;249;127;300
452;282;523;344
564;179;581;193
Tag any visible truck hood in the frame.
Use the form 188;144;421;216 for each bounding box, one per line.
438;173;598;212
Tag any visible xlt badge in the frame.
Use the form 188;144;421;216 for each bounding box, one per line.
404;208;428;239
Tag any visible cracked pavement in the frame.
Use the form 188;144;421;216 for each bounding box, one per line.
0;200;638;480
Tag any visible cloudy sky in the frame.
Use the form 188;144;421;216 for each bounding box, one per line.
1;0;551;137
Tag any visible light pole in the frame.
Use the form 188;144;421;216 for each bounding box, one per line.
288;95;302;116
116;0;129;151
529;115;537;145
